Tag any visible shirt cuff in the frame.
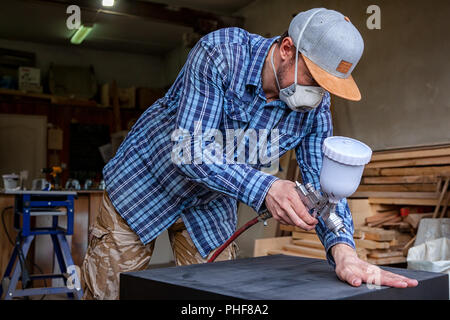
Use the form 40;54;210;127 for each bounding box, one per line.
238;169;279;214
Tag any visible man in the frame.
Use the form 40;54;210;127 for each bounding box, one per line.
81;8;418;300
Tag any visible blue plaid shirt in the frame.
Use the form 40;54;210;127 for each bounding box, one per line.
103;27;355;267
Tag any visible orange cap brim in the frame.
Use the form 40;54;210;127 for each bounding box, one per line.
303;55;361;101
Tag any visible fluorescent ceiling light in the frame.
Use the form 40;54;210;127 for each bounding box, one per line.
102;0;115;6
70;25;94;45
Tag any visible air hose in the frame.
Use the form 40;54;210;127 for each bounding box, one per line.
207;211;272;263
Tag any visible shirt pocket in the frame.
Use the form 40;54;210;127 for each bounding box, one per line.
223;89;251;126
273;123;302;153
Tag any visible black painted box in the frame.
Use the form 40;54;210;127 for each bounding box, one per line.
120;255;449;300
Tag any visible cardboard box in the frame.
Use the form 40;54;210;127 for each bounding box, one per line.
18;66;42;93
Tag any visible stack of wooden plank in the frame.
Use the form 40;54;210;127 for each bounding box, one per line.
362;205;433;230
259;224;414;265
265;227;327;260
353;226;412;265
352;144;450;211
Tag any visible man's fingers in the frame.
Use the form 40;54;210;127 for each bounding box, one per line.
380;270;418;288
347;269;365;287
338;266;363;287
381;277;408;288
285;205;315;231
349;276;362;287
289;190;318;226
361;266;419;288
276;208;295;226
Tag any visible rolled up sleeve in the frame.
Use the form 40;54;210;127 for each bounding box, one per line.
295;95;355;268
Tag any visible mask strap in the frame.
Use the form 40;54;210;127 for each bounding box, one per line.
270;45;281;92
294;9;325;88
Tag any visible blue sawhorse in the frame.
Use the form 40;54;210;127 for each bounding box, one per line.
1;191;83;300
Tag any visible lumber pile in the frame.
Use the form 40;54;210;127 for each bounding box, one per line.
268;145;450;264
349;144;450;258
354;204;439;263
353;225;412;265
352;144;450;210
267;227;327;260
272;223;415;265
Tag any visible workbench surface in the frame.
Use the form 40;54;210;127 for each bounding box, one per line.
2;190;77;195
120;255;448;300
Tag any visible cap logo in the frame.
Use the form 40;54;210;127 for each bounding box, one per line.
336;60;353;74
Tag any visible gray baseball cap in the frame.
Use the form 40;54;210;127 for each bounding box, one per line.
289;8;364;101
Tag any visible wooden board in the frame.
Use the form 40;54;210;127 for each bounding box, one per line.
356;184;437;192
382;222;410;229
378;166;450;177
365;211;398;224
347;198;374;227
368;198;439;206
368;250;404;259
368;216;402;228
292;232;320;241
370;146;450;162
292;239;324;250
362;175;438;185
352;191;438;199
366;155;450;169
283;244;327;259
404;213;433;229
355;239;390;250
253;237;291;257
357;227;396;241
278;225;316;233
266;249;324;260
367;256;407;265
353;229;365;239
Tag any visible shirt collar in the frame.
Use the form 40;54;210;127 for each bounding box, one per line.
245;35;280;89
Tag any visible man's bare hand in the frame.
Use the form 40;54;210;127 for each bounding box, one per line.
332;244;419;288
265;180;318;231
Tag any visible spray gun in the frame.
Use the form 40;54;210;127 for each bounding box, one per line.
207;136;372;263
267;136;372;236
295;181;346;236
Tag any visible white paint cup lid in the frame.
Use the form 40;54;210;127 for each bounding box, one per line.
323;136;372;166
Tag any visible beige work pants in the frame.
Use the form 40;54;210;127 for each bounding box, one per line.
81;191;237;300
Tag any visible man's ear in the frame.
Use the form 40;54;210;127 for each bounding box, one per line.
279;37;295;62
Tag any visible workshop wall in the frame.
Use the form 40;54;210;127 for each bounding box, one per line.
0;38;166;89
163;44;190;87
239;0;450;151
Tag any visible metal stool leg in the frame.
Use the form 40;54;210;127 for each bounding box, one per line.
56;234;83;299
3;235;34;300
50;234;72;298
0;243;19;298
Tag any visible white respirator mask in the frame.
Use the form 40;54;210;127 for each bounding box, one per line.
270;45;325;113
270;11;326;112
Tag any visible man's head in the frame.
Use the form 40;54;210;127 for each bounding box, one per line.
274;31;320;89
271;8;364;105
